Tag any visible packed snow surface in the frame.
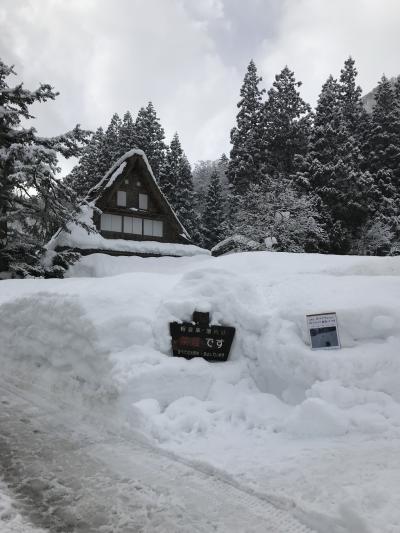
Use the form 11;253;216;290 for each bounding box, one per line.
0;480;46;532
1;251;400;532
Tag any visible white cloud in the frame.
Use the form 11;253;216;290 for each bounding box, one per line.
1;0;399;171
257;0;400;105
0;0;239;164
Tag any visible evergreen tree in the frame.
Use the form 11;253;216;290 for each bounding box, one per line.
363;76;400;211
0;59;90;276
134;102;166;179
159;133;199;243
227;60;265;195
262;66;311;177
335;57;378;251
119;110;137;154
296;75;346;250
66;127;106;197
175;155;200;243
159;133;181;205
339;57;367;136
68;112;127;199
202;171;225;249
192;155;229;214
298;61;376;254
103;112;122;164
360;75;400;253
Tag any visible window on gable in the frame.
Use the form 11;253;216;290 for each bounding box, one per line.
101;213;122;232
117;190;127;207
139;193;148;210
123;216;142;235
153;220;163;237
143;219;163;237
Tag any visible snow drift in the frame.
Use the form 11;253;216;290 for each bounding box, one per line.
1;251;400;531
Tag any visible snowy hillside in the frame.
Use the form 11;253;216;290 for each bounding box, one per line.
1;251;400;532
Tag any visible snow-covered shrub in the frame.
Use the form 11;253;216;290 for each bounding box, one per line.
230;179;326;252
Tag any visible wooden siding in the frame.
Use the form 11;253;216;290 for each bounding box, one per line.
93;154;187;244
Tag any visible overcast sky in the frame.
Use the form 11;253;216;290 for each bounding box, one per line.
1;0;400;171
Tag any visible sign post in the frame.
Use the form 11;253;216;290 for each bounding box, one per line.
170;312;235;362
306;312;341;350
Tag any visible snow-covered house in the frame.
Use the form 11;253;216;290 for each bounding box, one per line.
48;150;208;258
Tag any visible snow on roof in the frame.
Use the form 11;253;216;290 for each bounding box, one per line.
47;205;209;258
86;149;189;239
86;149;144;200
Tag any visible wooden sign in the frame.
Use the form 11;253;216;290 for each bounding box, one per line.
170;312;235;362
306;312;341;350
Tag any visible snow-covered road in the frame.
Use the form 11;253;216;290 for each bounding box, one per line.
0;376;316;533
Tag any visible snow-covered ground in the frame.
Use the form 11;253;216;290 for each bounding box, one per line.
0;480;46;532
1;251;400;532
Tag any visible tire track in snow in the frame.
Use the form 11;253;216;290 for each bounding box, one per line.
0;377;320;533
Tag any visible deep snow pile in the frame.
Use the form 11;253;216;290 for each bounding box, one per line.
1;251;400;532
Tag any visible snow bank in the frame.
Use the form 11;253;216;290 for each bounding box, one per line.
1;251;400;531
67;253;211;278
0;292;115;402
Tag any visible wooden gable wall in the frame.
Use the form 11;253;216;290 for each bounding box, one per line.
92;155;186;244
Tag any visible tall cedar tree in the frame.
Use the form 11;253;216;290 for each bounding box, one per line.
262;66;311;177
134;102;166;179
0;60;90;276
228;60;265;195
103;113;122;164
119;111;137;154
159;133;200;243
298;59;375;253
159;134;181;205
296;75;347;251
336;57;376;251
66;127;106;197
202;171;225;249
362;76;400;234
69;103;167;200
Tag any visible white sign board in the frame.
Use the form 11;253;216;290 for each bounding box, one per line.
306;312;340;350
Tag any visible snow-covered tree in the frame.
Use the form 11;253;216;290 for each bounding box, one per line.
230;179;326;253
119;111;137;154
0;59;90;276
134;102;166;179
159;133;181;204
227;60;265;195
339;57;367;136
363;76;400;223
262;66;311;179
192;155;229;214
355;219;394;256
66;126;106;198
175;155;200;243
297;61;376;254
202;171;225;249
103;112;123;165
159;133;200;243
